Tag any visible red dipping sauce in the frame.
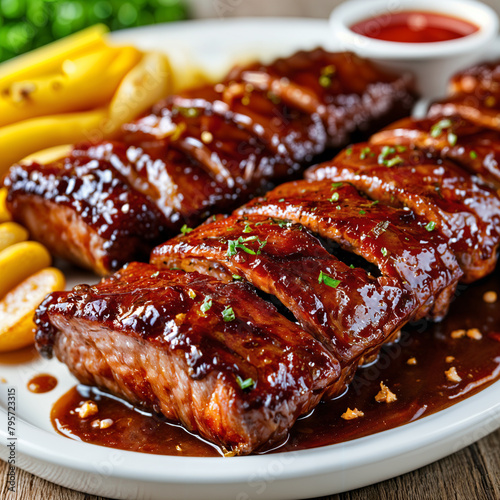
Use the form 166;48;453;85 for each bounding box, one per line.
351;11;478;43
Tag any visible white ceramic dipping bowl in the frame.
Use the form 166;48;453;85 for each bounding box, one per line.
329;0;499;98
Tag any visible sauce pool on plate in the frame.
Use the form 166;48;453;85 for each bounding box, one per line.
351;11;478;43
51;267;500;457
27;374;58;394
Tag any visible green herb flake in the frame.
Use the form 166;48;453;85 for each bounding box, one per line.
381;247;388;257
396;145;407;153
319;74;332;88
360;146;371;160
385;156;404;168
222;306;236;322
243;224;252;233
181;224;193;236
329;192;340;202
430;118;453;138
318;270;341;289
425;221;437;232
278;198;285;202
331;182;343;189
349;264;355;269
151;271;160;278
447;132;458;147
359;210;366;215
470;150;478;159
370;200;380;206
236;375;255;391
232;274;242;280
345;147;353;156
200;296;212;313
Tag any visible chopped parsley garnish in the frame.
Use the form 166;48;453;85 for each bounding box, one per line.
430;118;453;138
243;224;252;233
385;156;404;167
470;150;478;159
359;210;366;215
318;270;341;289
447;132;458;147
227;236;267;257
181;224;193;235
200;296;212;313
377;145;397;165
331;182;343;189
329;192;340;202
425;221;436;232
151;271;160;278
345;147;353;156
278;198;285;202
396;145;407;153
381;247;388;257
222;306;236;322
232;274;242;280
370;200;380;206
360;146;371;160
349;264;355;269
236;375;255;390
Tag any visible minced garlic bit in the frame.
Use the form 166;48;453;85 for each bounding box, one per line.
445;356;455;363
375;382;397;403
483;291;497;304
445;366;462;383
175;313;186;323
450;329;466;339
176;445;182;452
406;357;417;365
91;418;114;429
76;401;98;419
466;328;482;340
341;407;364;420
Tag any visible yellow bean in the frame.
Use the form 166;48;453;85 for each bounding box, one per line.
107;51;172;133
0;107;108;176
0;267;65;352
0;241;52;299
0;25;108;90
0;188;11;223
0;222;29;252
0;45;142;128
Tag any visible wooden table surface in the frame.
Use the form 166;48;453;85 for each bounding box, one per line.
2;428;500;500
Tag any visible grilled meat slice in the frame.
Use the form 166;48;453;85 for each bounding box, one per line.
225;49;416;145
237;180;463;320
151;214;415;392
4;157;168;275
429;60;500;131
371;115;500;188
35;262;340;455
306;143;500;282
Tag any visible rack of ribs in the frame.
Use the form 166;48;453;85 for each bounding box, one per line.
3;49;415;275
34;59;500;455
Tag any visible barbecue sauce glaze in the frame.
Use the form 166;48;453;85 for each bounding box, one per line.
351;11;478;44
51;267;500;457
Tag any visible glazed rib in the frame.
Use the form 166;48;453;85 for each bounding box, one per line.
4;49;415;275
306;143;500;282
35;262;340;455
371;115;500;188
236;180;463;320
151;213;415;391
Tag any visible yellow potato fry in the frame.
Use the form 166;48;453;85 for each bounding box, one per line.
107;51;172;133
0;45;142;128
0;267;65;352
22;144;72;165
0;241;52;299
0;188;11;223
0;222;29;252
0;107;108;176
0;25;108;90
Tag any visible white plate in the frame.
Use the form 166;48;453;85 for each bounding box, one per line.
1;18;500;500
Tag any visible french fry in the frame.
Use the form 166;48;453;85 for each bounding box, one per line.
0;45;142;128
0;188;11;223
0;107;108;175
107;51;172;133
0;222;29;252
0;267;65;352
0;241;52;299
0;25;108;91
